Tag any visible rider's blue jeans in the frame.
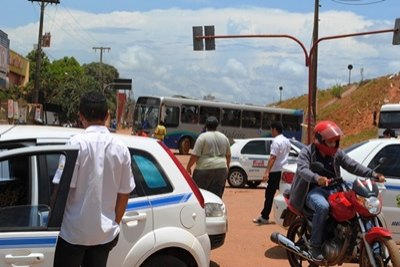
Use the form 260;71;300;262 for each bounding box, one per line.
306;186;333;247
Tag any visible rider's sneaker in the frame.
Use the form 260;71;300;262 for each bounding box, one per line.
309;246;324;261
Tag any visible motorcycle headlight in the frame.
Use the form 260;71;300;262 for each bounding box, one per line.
358;196;381;215
205;202;225;217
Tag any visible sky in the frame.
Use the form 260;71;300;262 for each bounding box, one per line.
2;0;400;106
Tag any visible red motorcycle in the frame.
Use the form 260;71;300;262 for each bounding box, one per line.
271;162;400;267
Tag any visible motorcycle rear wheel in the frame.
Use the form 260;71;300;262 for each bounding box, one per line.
359;236;400;267
286;217;317;267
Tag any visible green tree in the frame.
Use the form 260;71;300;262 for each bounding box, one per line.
24;50;122;123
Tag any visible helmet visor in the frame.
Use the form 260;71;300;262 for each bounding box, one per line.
320;124;343;141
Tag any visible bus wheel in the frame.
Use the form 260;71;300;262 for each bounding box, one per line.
179;137;191;155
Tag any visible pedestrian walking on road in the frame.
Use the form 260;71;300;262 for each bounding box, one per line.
153;120;167;141
186;116;231;198
253;121;291;225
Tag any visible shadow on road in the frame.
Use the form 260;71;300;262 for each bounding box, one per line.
265;245;287;259
210;260;220;267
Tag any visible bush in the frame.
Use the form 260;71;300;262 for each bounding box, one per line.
331;84;343;99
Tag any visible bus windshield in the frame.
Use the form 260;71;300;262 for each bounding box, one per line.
133;98;160;129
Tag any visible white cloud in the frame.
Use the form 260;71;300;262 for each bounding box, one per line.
5;6;400;106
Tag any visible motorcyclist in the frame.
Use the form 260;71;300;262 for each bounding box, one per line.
289;120;385;261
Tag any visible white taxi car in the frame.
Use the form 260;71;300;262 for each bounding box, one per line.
228;138;304;188
273;139;400;243
0;125;227;266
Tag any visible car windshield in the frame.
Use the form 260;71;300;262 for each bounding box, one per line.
343;140;370;154
289;139;306;150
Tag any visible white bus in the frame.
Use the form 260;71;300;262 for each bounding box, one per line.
378;104;400;138
133;96;304;154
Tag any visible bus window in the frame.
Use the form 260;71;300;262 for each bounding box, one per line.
199;106;220;124
181;105;199;124
242;110;261;128
221;108;241;127
262;112;281;129
282;114;301;131
163;106;179;127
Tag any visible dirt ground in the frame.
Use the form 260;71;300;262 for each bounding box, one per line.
175;153;358;267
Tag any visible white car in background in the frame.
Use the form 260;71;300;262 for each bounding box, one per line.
0;125;227;267
228;138;305;188
273;139;400;243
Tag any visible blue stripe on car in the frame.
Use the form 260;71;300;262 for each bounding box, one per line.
0;236;57;248
385;185;400;191
0;194;192;248
126;193;192;210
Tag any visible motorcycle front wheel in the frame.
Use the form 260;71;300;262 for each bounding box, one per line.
286;217;317;267
359;236;400;267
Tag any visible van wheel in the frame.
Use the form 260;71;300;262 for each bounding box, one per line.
179;137;191;155
228;168;247;188
246;181;261;188
141;254;187;267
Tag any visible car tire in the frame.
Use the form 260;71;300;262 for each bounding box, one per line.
141;254;187;267
246;181;261;188
228;168;247;188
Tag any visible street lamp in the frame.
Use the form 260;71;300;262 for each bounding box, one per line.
279;86;283;103
347;64;353;85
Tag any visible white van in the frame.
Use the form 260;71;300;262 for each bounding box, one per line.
378;104;400;138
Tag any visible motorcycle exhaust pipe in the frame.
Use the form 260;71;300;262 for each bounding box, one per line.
270;232;313;261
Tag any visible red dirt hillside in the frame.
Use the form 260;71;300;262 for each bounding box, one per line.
276;73;400;147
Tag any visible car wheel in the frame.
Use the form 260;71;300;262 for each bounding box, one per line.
178;137;191;155
246;181;261;188
141;254;187;267
228;168;247;188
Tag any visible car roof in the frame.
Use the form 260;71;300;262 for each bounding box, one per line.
0;125;160;149
231;137;304;151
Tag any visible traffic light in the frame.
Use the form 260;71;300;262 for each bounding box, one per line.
393;18;400;45
204;25;215;50
192;25;215;51
192;26;204;51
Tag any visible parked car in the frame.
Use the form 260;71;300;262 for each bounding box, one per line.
273;139;400;243
0;125;227;266
228;138;305;188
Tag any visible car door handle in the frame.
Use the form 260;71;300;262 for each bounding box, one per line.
122;212;147;227
5;253;44;264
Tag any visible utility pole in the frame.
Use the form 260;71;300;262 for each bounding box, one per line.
29;0;59;103
311;0;320;125
92;47;111;90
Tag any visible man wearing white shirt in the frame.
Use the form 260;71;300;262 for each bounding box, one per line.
52;91;135;267
253;121;291;225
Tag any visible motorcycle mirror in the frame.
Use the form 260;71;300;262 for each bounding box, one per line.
310;162;325;172
373;157;387;171
310;162;336;177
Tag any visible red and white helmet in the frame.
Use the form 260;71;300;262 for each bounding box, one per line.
314;120;343;156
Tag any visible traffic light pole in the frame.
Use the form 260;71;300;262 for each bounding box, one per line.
194;26;398;144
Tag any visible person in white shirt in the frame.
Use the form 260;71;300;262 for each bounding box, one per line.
52;91;135;267
253;121;291;224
